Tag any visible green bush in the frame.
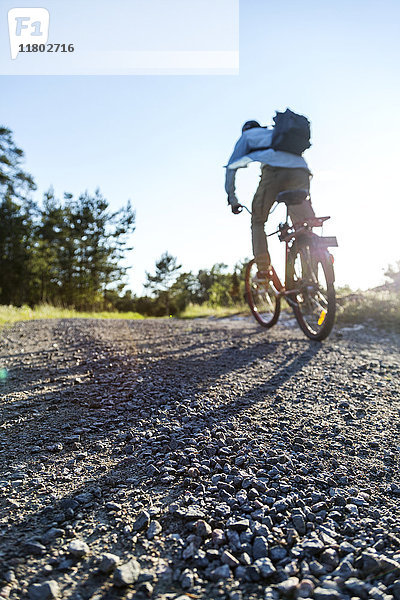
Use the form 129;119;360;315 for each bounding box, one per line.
337;290;400;332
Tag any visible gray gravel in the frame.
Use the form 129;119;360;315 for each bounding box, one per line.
0;316;400;599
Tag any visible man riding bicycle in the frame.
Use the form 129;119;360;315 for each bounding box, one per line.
225;113;315;278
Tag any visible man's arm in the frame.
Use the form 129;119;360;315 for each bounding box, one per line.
225;167;242;214
225;167;239;206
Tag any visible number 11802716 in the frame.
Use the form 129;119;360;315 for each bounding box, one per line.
18;43;75;52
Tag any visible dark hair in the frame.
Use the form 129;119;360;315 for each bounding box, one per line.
242;120;261;133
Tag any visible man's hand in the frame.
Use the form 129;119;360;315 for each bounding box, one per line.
231;203;243;214
227;193;242;214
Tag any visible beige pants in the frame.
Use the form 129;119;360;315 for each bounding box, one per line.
252;165;315;271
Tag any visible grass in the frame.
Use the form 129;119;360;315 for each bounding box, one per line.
336;290;400;332
179;302;250;319
1;291;399;333
0;304;144;327
181;291;400;333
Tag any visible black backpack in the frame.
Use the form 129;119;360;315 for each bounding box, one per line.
270;108;311;155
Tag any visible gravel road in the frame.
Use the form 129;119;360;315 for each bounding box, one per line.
0;317;400;600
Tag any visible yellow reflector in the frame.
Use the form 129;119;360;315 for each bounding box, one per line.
318;310;326;325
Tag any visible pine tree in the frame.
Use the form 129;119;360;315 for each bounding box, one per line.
0;126;36;202
66;190;135;309
145;252;182;315
0;127;37;305
30;188;64;304
36;189;136;309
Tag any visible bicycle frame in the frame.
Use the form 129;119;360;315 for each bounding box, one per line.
266;204;336;302
243;197;338;340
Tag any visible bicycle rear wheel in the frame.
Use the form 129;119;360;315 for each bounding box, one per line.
245;259;281;328
287;243;336;340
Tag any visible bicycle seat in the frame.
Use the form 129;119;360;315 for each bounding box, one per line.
276;189;309;205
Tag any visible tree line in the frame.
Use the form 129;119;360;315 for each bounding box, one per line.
132;252;247;316
0;126;247;315
104;253;247;317
0;126;135;310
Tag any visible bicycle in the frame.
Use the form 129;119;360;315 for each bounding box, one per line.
242;189;338;341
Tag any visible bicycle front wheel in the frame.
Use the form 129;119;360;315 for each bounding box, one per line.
245;259;281;328
287;243;336;341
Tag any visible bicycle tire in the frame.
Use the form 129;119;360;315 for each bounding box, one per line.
287;243;336;341
245;259;281;328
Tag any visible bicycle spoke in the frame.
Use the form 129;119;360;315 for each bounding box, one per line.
289;245;335;339
245;260;281;328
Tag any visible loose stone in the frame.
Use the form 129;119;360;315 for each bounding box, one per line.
313;587;342;600
105;502;122;512
146;520;162;539
297;579;315;598
227;518;250;532
210;564;231;581
114;559;140;587
132;510;151;532
194;519;212;538
252;536;269;559
28;581;60;600
221;550;240;568
292;514;306;535
99;553;120;574
253;558;276;578
276;577;299;594
180;568;194;589
67;539;89;558
24;541;46;556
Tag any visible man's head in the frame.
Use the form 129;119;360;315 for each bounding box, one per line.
242;120;261;133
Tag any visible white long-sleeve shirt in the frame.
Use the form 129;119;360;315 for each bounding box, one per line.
225;127;311;204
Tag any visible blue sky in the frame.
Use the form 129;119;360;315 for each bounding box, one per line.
1;0;400;291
